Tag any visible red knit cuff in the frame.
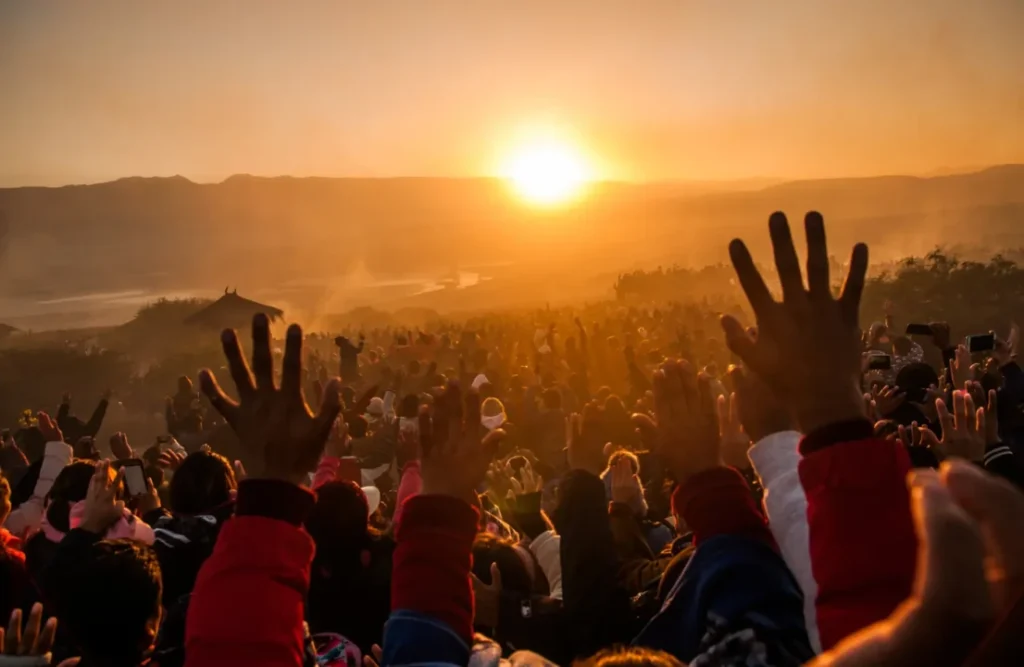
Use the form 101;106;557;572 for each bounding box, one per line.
673;466;774;549
392;495;480;644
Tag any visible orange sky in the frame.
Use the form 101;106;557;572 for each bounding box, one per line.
1;0;1022;187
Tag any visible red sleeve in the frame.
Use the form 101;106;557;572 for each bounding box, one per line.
672;466;776;549
392;495;478;644
185;482;315;667
798;436;917;650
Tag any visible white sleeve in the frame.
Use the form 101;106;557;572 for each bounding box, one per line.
747;430;821;653
527;530;563;600
3;440;73;538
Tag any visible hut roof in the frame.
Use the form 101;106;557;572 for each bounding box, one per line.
184;290;283;328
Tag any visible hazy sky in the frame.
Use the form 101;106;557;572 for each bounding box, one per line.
1;0;1022;186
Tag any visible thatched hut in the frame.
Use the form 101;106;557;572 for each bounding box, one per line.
184;289;283;329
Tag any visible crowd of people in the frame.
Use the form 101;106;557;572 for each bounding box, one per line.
1;211;1022;666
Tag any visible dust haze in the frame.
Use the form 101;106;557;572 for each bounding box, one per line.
0;165;1022;332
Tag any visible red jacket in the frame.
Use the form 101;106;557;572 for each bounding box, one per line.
185;480;316;667
799;433;917;650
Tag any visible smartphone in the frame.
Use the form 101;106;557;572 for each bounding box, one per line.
967;333;995;353
905;323;933;336
868;354;893;371
116;458;148;497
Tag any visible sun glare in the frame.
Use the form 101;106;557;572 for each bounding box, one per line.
501;138;591;206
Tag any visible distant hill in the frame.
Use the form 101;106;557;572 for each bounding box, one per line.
0;166;1022;328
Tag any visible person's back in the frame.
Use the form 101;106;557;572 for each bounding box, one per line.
305;480;393;653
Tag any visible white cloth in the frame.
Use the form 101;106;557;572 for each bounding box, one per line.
472;374;490;390
3;440;72;539
528;530;562;600
747;430;821;653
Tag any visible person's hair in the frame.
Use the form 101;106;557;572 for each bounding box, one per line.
50;539;162;664
895;362;940;404
576;647;684;667
44;461;96;533
606;449;640;475
408;360;421;375
542;388;562;410
471;532;533;596
168;450;236;515
305;481;373;568
603;394;628;419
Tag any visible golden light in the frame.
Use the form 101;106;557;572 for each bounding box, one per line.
501;137;591;205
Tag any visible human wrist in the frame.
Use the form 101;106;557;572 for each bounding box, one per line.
795;383;866;434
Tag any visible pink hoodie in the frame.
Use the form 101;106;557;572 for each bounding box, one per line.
39;501;155;545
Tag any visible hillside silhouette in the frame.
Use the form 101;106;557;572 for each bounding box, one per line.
0;165;1022;328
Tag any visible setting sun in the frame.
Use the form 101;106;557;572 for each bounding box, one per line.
501;138;591;205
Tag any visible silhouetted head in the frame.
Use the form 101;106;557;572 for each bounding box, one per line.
169;450;236;515
50;539;162;666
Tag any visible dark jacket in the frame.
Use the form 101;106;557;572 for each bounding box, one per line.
307;535;394;653
56;398;109;444
147;501;235;606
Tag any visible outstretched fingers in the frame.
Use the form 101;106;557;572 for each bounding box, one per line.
838;242;869;328
769;211;806;303
220;328;255;399
805;211;831;299
728;239;774;320
198;368;240;426
250;313;275;391
280;324;304;401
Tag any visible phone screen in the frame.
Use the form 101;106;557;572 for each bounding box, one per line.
868;354;893;371
967;333;995;353
122;462;147;497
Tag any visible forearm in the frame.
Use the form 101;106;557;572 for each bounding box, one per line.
385;495;477;664
84;399;110;437
747;430;821;651
185;479;315;667
798;428;916;650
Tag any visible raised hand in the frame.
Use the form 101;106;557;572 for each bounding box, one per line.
156;449;186;471
79;460;125;535
871;385;906;419
0;603;78;666
508;460;543;496
949;344;972;390
324;415;350;459
728;363;794;442
932;389;987;461
418;382;503;502
716;392;751;468
609;456;641;505
36;411;63;443
199;313;342;485
471;563;503;629
721;211;868;434
895;421;939;451
109;432;134;460
646;359;720;483
810;461;1024;666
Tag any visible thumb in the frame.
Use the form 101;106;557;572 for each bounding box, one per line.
489;562;503;591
